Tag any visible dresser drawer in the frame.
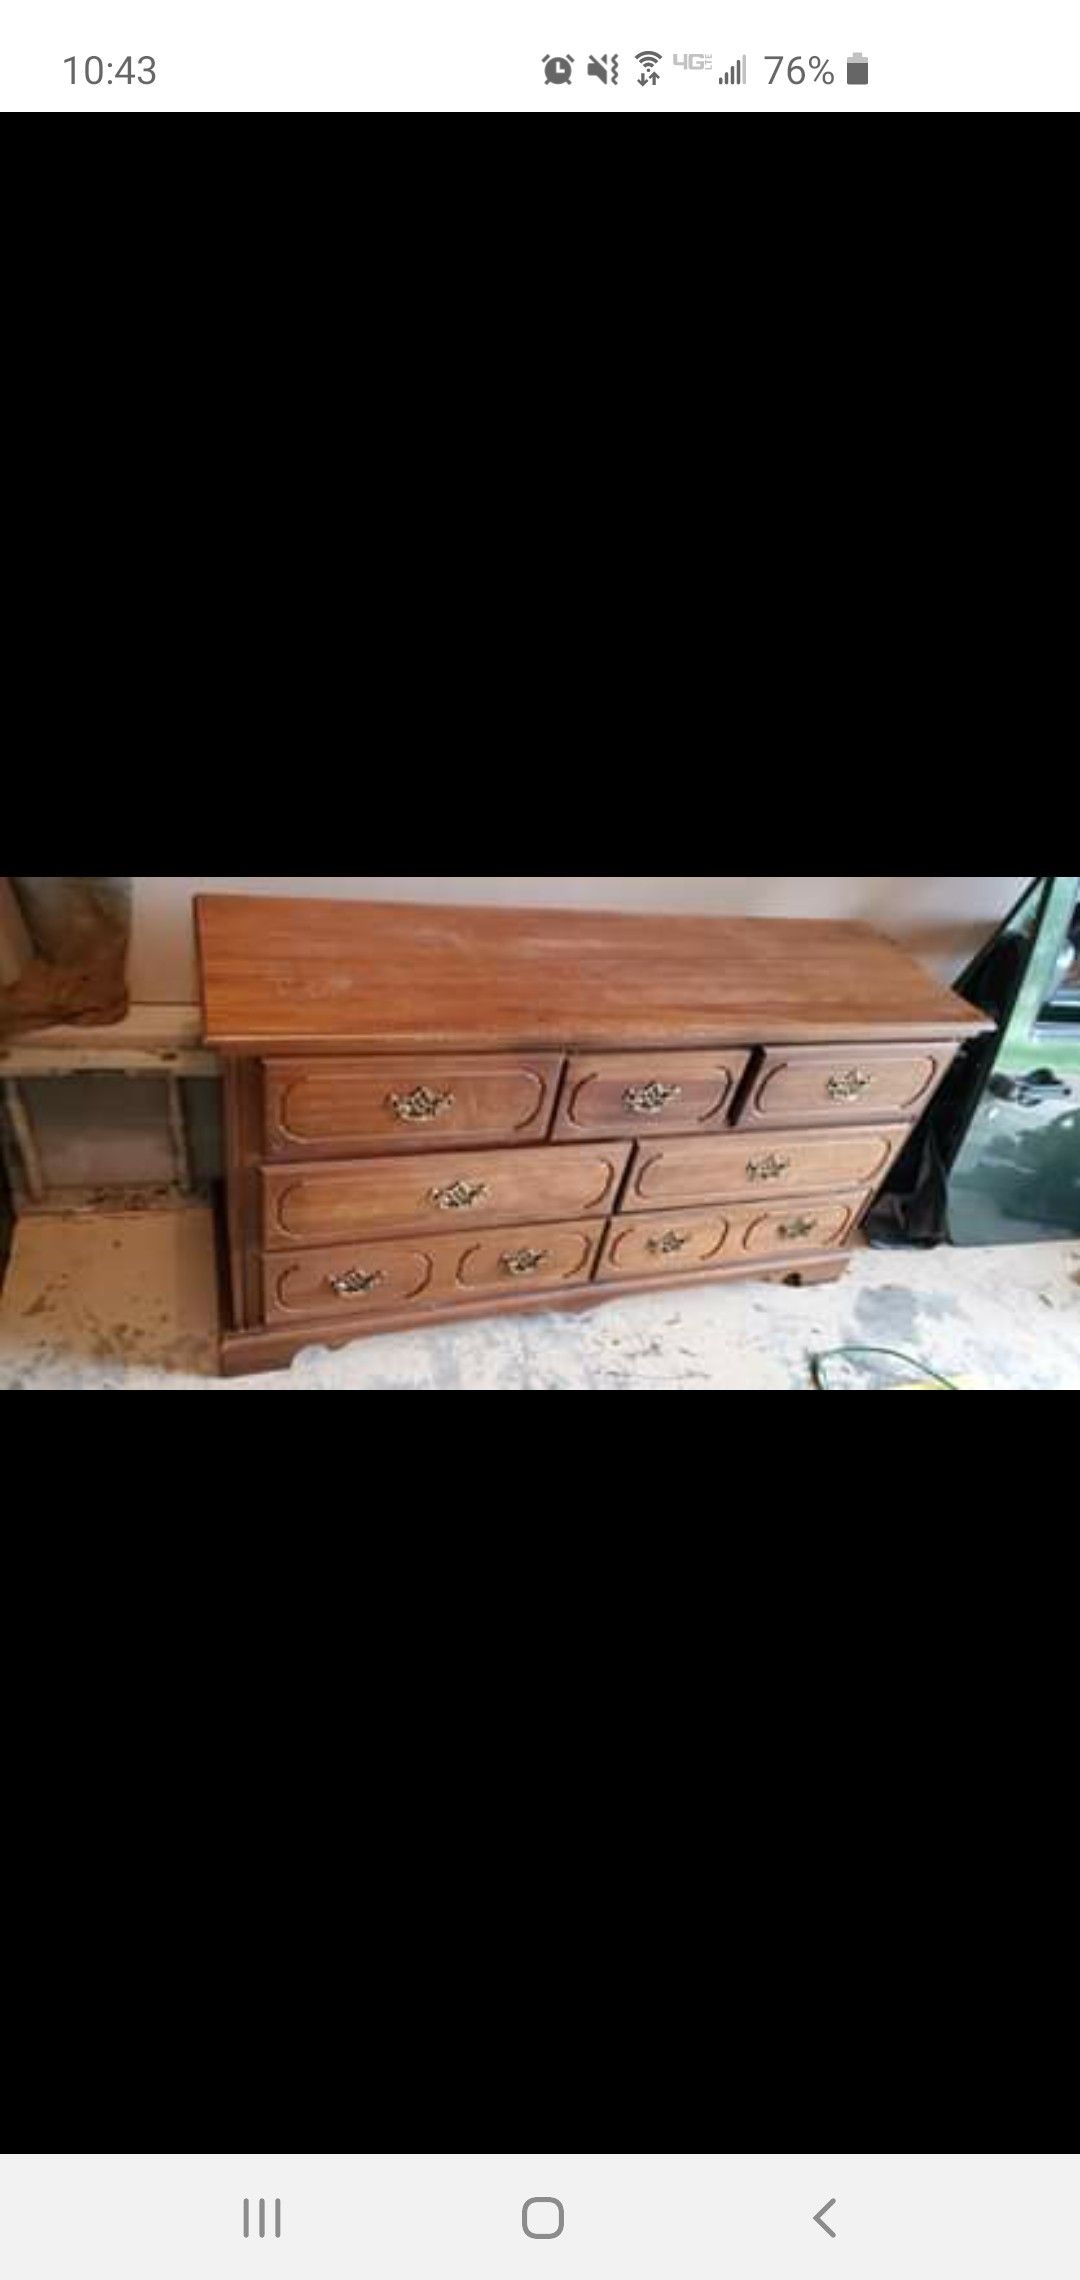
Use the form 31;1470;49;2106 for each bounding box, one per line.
597;1190;868;1281
731;1190;868;1256
622;1123;910;1212
263;1053;564;1159
261;1141;631;1248
553;1050;752;1141
735;1043;959;1128
600;1210;733;1280
261;1217;604;1324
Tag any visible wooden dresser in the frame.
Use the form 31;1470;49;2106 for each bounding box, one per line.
195;895;992;1377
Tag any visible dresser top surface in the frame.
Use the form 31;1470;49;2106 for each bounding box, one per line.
196;895;992;1053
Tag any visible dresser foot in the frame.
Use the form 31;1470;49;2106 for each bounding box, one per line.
780;1258;853;1288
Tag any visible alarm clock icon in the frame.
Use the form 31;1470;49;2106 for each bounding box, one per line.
543;53;574;81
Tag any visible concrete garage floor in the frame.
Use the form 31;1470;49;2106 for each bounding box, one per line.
2;1204;1080;1391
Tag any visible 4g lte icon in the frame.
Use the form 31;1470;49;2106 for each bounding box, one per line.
674;51;712;65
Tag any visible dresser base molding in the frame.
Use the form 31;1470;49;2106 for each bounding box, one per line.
218;1250;852;1377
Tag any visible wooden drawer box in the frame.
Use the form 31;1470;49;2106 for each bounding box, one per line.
261;1217;604;1325
623;1124;910;1213
736;1043;959;1128
196;895;992;1375
553;1050;751;1141
263;1053;564;1159
598;1192;870;1281
262;1141;632;1248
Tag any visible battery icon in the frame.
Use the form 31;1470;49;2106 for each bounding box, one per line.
846;49;869;79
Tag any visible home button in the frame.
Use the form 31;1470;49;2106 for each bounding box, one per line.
523;2200;565;2240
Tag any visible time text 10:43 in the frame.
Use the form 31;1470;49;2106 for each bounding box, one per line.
64;55;157;82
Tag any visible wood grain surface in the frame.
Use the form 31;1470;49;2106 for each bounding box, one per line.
260;1216;605;1324
197;896;992;1053
262;1052;563;1157
622;1123;911;1210
553;1050;752;1139
597;1192;868;1280
736;1042;961;1127
262;1141;632;1248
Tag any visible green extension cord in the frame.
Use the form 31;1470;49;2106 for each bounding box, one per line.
812;1345;963;1394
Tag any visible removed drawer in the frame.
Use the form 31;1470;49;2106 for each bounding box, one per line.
553;1050;752;1141
263;1053;564;1159
598;1190;869;1280
622;1123;910;1212
735;1043;959;1128
261;1217;604;1324
262;1141;632;1248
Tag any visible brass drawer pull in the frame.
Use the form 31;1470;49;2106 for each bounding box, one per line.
501;1247;548;1277
826;1069;873;1102
623;1081;684;1116
388;1084;456;1123
327;1267;387;1297
747;1152;793;1182
430;1179;490;1212
647;1229;693;1256
778;1215;818;1241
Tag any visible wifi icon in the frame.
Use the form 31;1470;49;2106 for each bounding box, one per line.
635;47;662;80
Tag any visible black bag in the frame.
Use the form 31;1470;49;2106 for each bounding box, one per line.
864;888;1037;1249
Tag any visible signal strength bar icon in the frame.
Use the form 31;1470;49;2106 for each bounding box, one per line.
719;52;747;80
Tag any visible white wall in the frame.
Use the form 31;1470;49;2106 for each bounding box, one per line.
132;877;1031;1002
